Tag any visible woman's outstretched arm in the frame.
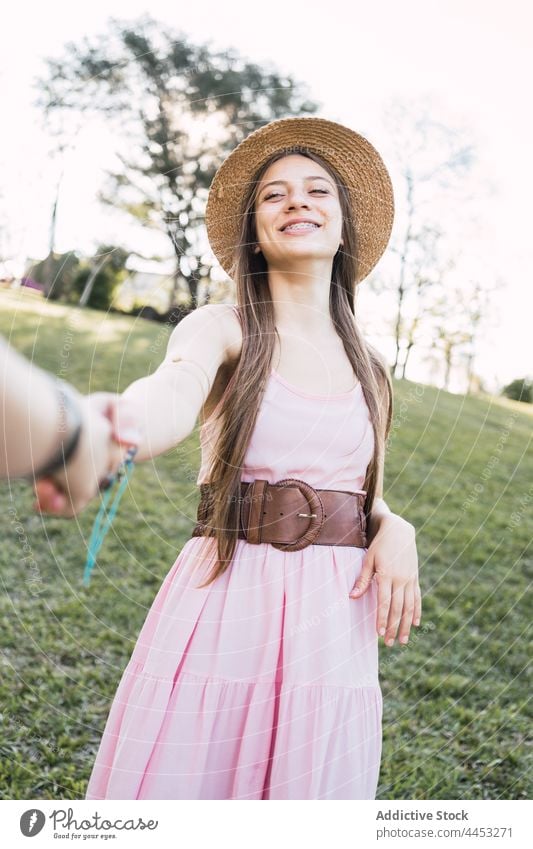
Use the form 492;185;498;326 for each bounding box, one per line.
112;304;233;462
33;304;234;516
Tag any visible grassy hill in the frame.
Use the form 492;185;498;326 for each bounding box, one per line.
0;289;531;800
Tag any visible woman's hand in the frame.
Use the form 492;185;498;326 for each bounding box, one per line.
349;513;421;646
33;392;141;518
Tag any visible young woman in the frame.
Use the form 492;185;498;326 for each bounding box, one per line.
84;116;421;801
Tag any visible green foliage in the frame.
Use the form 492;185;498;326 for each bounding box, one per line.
501;377;532;404
0;296;531;801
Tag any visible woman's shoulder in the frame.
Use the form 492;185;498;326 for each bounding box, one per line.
211;303;243;363
187;303;242;365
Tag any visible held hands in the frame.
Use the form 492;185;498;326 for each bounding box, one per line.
33;393;142;518
349;514;421;647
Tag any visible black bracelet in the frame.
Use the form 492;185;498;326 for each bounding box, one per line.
29;382;83;480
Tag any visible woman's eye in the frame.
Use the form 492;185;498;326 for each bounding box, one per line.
263;188;329;200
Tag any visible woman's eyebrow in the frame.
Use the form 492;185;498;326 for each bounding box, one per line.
259;175;335;192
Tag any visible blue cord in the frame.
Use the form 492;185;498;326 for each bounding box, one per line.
82;446;137;587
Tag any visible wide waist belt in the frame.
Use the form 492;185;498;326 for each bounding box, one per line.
191;478;368;551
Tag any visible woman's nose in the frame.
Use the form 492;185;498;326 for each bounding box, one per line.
286;192;310;209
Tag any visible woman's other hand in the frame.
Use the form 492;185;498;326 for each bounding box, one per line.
349;513;421;646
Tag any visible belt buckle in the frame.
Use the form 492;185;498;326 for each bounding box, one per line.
270;478;325;552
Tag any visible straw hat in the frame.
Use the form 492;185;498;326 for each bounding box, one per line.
205;115;395;284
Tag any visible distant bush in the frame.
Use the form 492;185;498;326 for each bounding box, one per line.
117;304;189;325
29;251;81;300
72;246;130;311
501;377;532;404
72;266;119;311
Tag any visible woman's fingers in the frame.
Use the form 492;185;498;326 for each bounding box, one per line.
349;548;375;598
398;584;415;645
109;395;143;446
376;576;392;640
34;477;83;518
84;392;141;447
414;581;422;626
383;583;405;646
34;479;67;514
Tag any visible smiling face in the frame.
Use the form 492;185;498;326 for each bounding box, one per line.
252;154;344;268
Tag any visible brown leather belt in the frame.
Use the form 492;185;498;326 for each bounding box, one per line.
191;478;368;551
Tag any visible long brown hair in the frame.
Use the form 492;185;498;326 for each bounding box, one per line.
195;148;393;589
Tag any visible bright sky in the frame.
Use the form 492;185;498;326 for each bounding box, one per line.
0;0;531;393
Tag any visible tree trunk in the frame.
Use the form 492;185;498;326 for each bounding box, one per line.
465;351;475;395
43;171;63;298
401;342;414;379
444;346;453;390
79;255;110;307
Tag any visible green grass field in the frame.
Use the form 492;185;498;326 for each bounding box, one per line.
0;289;531;800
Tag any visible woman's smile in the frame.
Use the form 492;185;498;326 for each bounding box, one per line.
281;222;322;235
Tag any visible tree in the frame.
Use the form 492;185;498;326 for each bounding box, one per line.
373;95;482;382
419;270;499;393
35;105;88;298
397;223;447;379
35;14;319;309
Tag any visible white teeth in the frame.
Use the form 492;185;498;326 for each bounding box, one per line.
283;222;319;232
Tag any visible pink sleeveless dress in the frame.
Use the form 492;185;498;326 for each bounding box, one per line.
85;312;383;801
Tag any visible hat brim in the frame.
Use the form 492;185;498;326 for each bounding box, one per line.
205;115;395;285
